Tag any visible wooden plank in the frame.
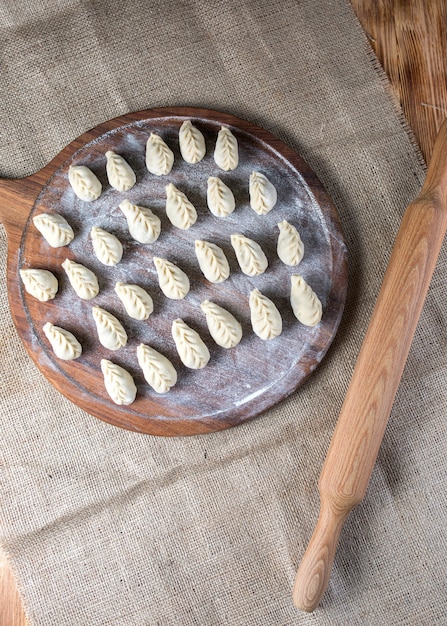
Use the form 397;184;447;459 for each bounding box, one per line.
351;0;447;162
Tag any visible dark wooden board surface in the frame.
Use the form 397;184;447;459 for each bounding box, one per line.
0;107;347;436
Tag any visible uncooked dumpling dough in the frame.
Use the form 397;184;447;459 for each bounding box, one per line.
145;133;174;175
200;300;242;349
43;322;82;360
206;177;235;217
20;268;58;302
179;120;206;164
249;289;282;340
277;220;304;266
90;227;123;266
153;257;190;300
105;150;136;191
114;282;154;320
119;199;161;244
214;126;238;171
290;274;322;326
172;318;210;369
231;233;268;277
137;343;177;393
33;213;74;248
165;183;197;230
62;259;99;300
100;359;137;405
249;171;277;215
68;165;102;201
92;306;127;350
195;240;230;284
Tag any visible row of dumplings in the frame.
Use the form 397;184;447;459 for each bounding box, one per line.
40;273;321;406
30;213;305;291
67;120;241;204
31;166;279;254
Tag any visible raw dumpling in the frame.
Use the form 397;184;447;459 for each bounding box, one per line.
115;282;154;320
92;306;127;350
214;126;238;171
101;359;136;405
249;171;277;215
62;259;99;300
20;268;58;302
172;318;210;369
137;343;177;393
207;177;235;217
195;240;230;284
145;133;174;176
290;274;322;326
33;213;74;248
43;322;82;360
105;150;136;191
90;227;123;266
249;289;282;340
277;220;304;266
165;183;197;230
68;165;102;201
200;300;242;349
179;120;206;164
231;233;268;277
153;257;190;300
119;199;161;244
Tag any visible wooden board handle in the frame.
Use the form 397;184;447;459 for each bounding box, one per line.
0;176;41;237
293;118;447;612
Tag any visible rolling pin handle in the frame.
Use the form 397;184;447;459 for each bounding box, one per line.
292;492;357;612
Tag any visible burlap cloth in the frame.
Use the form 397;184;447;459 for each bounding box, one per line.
1;1;446;624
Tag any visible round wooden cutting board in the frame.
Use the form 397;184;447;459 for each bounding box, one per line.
0;107;348;436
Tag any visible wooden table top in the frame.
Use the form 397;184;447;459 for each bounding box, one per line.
1;2;446;623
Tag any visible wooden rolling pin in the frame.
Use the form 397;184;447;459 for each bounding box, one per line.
293;118;447;612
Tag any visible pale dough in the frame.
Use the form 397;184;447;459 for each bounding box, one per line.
249;171;277;215
153;257;190;300
195;240;230;284
214;126;238;171
92;306;128;350
231;233;268;277
100;359;137;405
105;150;136;191
115;282;154;320
165;183;197;230
200;300;242;349
290;274;322;326
20;268;58;302
172;318;210;369
207;177;235;217
62;259;99;300
137;343;177;393
179;120;206;164
90;227;123;266
33;213;74;248
119;199;161;244
145;133;174;176
249;289;282;340
68;165;102;201
43;322;82;360
277;220;304;266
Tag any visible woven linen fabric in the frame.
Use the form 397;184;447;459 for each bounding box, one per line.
1;0;446;624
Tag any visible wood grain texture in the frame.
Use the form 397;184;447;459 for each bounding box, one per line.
351;0;447;163
2;2;447;623
0;551;27;626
